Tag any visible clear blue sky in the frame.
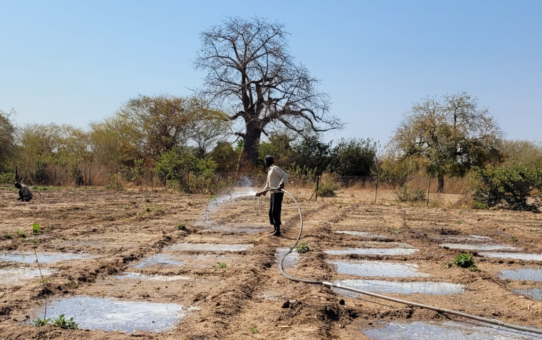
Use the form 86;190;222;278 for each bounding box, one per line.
1;0;541;145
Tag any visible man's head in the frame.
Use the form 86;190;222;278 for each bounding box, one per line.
14;182;21;189
264;155;274;168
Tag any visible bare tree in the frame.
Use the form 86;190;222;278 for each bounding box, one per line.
195;17;341;165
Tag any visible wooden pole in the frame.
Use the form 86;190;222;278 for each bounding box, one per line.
427;176;431;207
315;176;320;202
374;178;378;204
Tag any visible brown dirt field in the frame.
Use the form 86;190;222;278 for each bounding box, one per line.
1;186;542;339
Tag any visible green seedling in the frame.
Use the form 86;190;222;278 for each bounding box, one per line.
217;262;227;269
156;208;164;213
210;195;217;201
187;201;193;206
145;198;151;203
177;223;187;231
296;243;310;254
249;325;259;334
511;236;518;242
31;317;51;327
16;229;26;238
445;260;453;269
33;223;41;235
53;314;78;329
469;266;481;272
453;253;474;268
123;206;130;210
145;207;151;212
4;233;12;239
456;220;463;224
458;210;463;215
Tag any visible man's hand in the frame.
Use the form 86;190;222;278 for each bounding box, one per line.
279;183;284;190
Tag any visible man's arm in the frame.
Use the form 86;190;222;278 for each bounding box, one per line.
276;167;288;190
256;172;271;197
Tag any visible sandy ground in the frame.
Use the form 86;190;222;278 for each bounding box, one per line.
0;186;541;339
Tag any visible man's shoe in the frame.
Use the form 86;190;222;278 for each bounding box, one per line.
271;224;281;237
268;225;277;234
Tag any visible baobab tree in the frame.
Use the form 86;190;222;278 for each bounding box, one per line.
195;17;341;165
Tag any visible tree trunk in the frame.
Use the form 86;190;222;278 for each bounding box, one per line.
242;122;262;166
437;175;444;193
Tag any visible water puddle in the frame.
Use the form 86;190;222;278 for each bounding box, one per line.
325;248;418;256
499;268;542;281
439;243;519;251
132;254;184;269
436;235;492;242
332;280;465;296
166;243;253;252
116;273;192;281
203;225;267;234
0;252;96;264
480;252;542;261
515;288;542;301
335;231;389;239
362;241;414;248
327;261;429;278
0;268;57;285
362;320;542;339
275;248;300;268
36;296;185;333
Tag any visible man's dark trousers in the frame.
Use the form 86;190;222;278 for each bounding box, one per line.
269;193;284;226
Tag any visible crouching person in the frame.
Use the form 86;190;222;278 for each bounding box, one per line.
15;182;33;202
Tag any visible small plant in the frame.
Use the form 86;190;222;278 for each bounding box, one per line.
31;317;51;327
249;325;259;334
390;227;402;234
16;229;26;238
296;243;310;254
4;233;12;239
145;198;151;203
33;223;41;235
53;314;78;329
177;223;187;231
123;206;130;210
445;260;453;268
156;208;164;213
210;195;217;200
187;201;193;206
511;236;518;242
217;262;227;269
456;220;463;224
453;253;474;268
145;207;151;212
458;210;463;215
395;185;426;202
468;266;481;272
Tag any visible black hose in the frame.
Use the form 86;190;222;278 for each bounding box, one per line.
277;189;542;336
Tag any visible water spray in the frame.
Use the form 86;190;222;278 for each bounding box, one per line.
261;188;542;336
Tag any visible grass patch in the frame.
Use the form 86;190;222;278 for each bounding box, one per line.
216;262;227;269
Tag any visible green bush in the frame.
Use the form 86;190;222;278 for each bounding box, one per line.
453;253;474;268
315;173;341;197
53;314;78;329
471;165;542;211
395;185;426;202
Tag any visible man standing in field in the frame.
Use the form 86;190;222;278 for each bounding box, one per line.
15;182;33;202
256;155;288;237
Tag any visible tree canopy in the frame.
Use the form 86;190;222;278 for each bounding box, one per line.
195;17;341;165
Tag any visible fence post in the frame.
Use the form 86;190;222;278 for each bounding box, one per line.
315;176;320;202
374;178;378;205
427;177;431;207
